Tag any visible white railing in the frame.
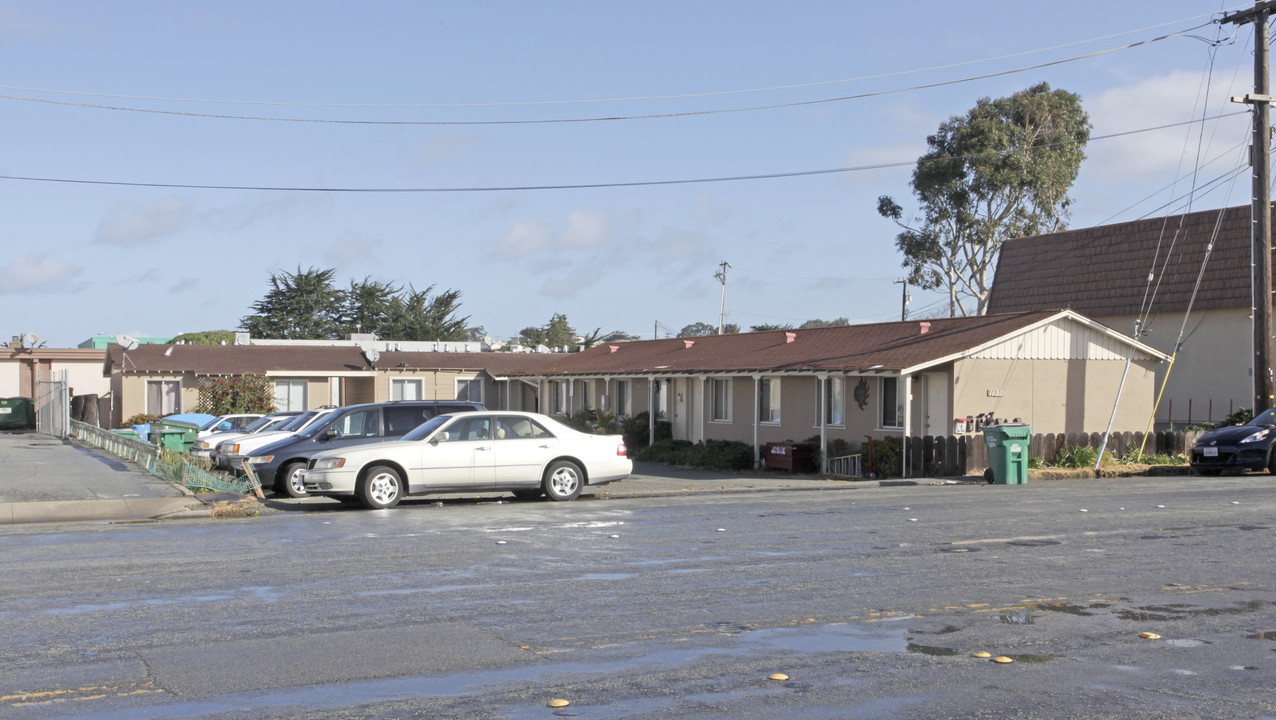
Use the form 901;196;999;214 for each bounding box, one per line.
826;454;863;478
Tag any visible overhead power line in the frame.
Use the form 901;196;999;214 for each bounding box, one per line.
0;111;1248;194
0;31;1212;127
0;12;1224;110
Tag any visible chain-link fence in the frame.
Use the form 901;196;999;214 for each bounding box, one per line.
71;421;256;494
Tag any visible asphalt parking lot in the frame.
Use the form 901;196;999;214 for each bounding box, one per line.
0;430;877;525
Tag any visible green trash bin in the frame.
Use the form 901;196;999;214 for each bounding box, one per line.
983;424;1031;484
0;397;36;430
150;420;200;453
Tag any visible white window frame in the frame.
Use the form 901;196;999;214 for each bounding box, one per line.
551;380;568;415
455;377;483;403
879;376;903;429
274;380;309;412
614;380;632;417
817;376;845;427
391;378;423;401
654;380;667;420
146;380;181;416
758;377;781;424
710;378;733;422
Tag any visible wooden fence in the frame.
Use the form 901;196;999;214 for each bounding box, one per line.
901;430;1201;477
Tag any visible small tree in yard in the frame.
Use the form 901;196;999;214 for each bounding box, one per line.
196;375;276;415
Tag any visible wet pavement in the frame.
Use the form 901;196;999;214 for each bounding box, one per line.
0;430;896;525
3;473;1272;718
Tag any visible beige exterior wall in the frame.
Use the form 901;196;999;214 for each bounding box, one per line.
1095;310;1249;425
0;363;18;397
0;352;108;399
373;369;472;403
952;356;1157;434
113;373;347;427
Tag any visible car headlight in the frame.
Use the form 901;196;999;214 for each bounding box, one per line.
247;455;273;464
312;458;346;470
1240;429;1271;444
225;444;240;454
194;441;211;450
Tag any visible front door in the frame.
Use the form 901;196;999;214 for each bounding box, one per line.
923;372;949;436
672;378;688;441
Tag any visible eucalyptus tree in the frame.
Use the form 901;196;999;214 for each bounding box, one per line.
877;82;1090;316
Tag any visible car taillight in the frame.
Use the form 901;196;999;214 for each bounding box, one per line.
617;442;627;457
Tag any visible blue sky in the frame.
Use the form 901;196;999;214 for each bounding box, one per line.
0;1;1261;347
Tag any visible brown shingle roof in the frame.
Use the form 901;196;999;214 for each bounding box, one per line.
377;351;560;375
987;204;1264;317
107;344;562;375
514;311;1075;377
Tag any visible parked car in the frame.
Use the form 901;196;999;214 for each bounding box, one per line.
246;401;485;497
190;412;300;462
215;407;338;471
301;411;631;509
1189;408;1276;474
196;413;264;441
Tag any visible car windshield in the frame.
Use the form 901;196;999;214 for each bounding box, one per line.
296;410;344;438
199;417;225;431
400;414;453;442
243;415;285;433
1249;408;1276;426
278;411;319;432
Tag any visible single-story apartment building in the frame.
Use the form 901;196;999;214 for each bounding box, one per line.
988;203;1268;427
2;346;110;400
104;344;558;427
514;310;1169;467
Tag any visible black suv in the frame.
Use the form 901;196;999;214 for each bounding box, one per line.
246;400;485;497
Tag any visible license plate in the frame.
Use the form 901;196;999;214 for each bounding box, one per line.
1203;447;1218;457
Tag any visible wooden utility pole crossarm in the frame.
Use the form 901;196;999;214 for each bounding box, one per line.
1225;1;1276;414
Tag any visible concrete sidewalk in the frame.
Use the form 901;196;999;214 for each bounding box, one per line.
0;430;209;526
0;431;921;526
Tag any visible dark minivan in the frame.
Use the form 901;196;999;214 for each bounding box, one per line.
246;400;485;497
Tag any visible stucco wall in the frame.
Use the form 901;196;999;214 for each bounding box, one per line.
953;357;1157;434
1095;310;1249;425
0;364;18;397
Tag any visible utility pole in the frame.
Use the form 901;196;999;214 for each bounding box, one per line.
893;279;910;321
714;260;731;334
1225;0;1276;414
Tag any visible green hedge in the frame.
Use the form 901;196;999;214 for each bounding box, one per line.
635;439;754;470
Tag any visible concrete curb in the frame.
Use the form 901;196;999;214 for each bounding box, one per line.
0;497;210;526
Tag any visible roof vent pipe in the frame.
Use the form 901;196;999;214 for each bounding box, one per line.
785;332;796;343
682;340;695;349
919;322;931;335
609;345;620;353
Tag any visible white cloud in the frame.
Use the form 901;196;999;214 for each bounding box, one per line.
1084;70;1251;184
492;210;614;259
493;218;553;259
96;197;192;246
559;209;612;249
540;265;600;299
0;255;81;293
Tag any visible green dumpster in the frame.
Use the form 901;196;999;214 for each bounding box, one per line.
149;419;200;453
0;397;36;430
983;424;1031;484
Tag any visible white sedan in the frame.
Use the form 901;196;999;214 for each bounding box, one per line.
300;411;631;509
